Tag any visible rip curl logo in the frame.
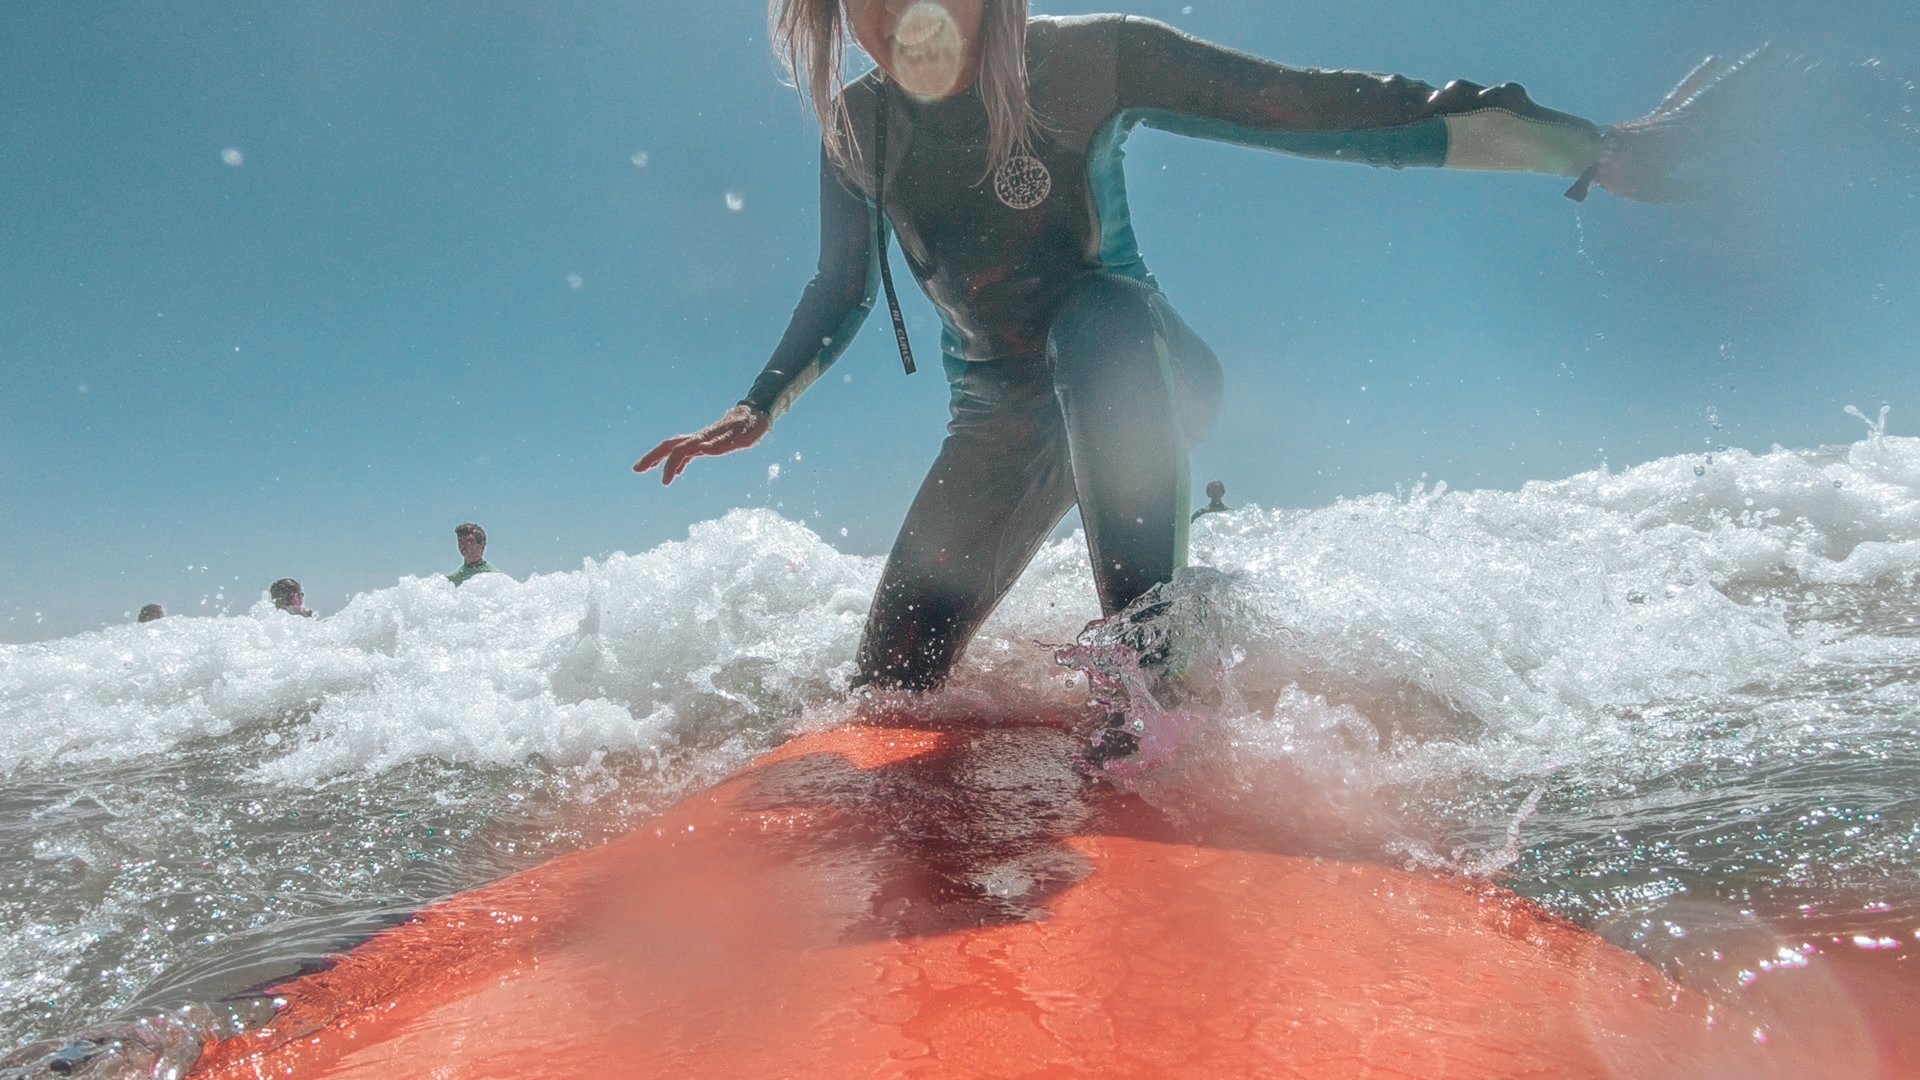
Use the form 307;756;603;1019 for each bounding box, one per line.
993;155;1052;210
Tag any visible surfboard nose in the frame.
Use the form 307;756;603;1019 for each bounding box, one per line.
189;714;1851;1079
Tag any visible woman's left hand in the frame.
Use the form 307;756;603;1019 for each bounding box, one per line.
1573;48;1773;203
1585;118;1692;202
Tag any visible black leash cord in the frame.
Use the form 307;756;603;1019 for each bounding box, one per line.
873;83;917;375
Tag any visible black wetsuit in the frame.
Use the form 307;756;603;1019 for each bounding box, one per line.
1191;497;1230;523
741;15;1607;691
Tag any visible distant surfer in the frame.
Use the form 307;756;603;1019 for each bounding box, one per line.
1190;481;1230;523
136;603;165;623
448;522;501;586
269;578;314;618
638;0;1719;696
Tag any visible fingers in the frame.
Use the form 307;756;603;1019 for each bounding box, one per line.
668;428;745;483
633;438;684;475
635;433;713;482
637;408;768;485
1654;55;1723;119
649;431;725;485
661;448;691;485
663;435;722;484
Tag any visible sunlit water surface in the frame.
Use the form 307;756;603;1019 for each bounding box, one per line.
3;424;1916;1077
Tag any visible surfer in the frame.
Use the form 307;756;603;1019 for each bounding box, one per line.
1190;480;1230;523
269;578;314;618
637;0;1714;694
136;603;165;623
448;522;501;586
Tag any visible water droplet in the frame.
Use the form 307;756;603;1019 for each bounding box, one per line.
630;151;649;168
725;191;745;211
566;273;584;290
1693;465;1706;477
221;147;244;167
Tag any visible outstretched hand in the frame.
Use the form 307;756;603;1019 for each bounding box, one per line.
634;404;771;485
1571;48;1775;203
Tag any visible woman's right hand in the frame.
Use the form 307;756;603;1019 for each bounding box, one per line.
634;404;772;485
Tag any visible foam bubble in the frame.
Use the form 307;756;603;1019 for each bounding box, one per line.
890;2;967;99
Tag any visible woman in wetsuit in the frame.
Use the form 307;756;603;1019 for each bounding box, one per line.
638;0;1697;693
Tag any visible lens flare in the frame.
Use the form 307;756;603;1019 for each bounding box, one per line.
890;2;966;99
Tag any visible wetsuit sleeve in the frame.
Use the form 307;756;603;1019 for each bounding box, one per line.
740;151;882;419
1110;16;1605;177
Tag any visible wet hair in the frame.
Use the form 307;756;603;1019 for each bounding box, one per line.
771;0;1035;183
137;604;165;623
269;578;303;603
1205;480;1226;500
454;522;486;544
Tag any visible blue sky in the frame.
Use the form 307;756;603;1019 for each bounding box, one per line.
3;0;1916;641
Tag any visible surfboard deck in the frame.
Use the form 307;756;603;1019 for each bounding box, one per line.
187;711;1813;1079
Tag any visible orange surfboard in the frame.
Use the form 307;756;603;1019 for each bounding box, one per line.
188;712;1831;1079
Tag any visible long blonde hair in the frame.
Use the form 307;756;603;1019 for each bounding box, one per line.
770;0;1036;184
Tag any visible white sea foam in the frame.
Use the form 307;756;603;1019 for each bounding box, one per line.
0;435;1914;796
1152;431;1915;818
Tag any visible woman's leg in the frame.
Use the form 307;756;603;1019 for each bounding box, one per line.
853;363;1080;692
1048;274;1223;617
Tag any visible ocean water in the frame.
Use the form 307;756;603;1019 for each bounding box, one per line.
2;421;1917;1077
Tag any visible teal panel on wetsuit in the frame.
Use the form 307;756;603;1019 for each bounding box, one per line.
1084;113;1157;288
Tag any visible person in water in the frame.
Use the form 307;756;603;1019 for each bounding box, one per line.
638;0;1706;694
269;578;313;618
448;522;501;586
1191;480;1230;523
136;603;165;623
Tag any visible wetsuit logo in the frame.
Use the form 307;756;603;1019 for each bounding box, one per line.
993;155;1052;210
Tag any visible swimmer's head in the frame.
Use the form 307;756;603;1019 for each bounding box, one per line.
455;521;487;563
1205;480;1226;501
848;0;983;99
772;0;1034;171
269;577;304;610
